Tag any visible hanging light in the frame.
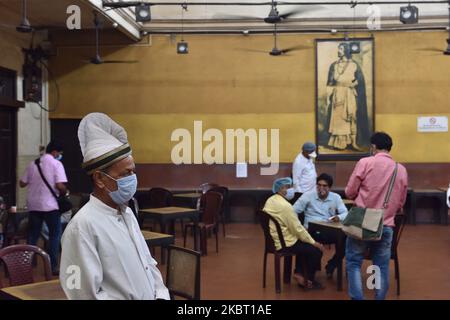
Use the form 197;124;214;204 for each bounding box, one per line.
399;5;419;24
177;3;188;54
135;3;151;22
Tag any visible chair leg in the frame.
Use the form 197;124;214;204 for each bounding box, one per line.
263;252;267;288
180;219;185;238
394;257;400;296
200;227;207;256
183;224;190;248
215;228;219;253
222;214;226;237
274;255;281;293
283;256;292;284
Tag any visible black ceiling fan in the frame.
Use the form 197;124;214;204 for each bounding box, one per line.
214;0;321;24
0;0;66;33
240;23;311;56
86;12;138;65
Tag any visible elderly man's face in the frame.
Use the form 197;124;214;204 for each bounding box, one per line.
94;156;136;192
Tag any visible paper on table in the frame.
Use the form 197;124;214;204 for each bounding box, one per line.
236;162;248;178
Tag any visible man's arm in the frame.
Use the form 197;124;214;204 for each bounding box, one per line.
56;183;67;196
54;161;69;196
60;227;110;300
292;157;304;190
332;195;349;222
345;160;365;200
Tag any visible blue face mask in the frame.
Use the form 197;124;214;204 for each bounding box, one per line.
285;187;295;201
103;173;138;205
55;154;63;161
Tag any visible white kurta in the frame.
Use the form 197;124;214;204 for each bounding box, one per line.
59;195;170;300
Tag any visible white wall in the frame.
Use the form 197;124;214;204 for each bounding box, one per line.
0;29;50;208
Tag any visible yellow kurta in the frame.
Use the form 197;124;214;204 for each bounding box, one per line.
263;194;315;251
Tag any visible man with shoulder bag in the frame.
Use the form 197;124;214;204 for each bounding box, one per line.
344;132;408;300
20;140;69;275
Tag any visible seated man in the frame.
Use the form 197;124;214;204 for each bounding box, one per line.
263;177;325;290
293;173;348;278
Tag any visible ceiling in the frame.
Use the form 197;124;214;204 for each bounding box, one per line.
0;0;448;39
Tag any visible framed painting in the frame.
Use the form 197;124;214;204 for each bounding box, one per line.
315;37;375;161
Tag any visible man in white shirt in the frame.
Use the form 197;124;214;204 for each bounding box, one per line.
291;142;317;204
60;113;169;300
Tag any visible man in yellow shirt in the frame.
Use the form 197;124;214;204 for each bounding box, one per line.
263;177;325;289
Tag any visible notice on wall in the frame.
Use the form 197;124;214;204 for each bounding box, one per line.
417;116;448;132
236;162;248;178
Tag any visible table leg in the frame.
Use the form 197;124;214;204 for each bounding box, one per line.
336;235;345;292
160;221;166;264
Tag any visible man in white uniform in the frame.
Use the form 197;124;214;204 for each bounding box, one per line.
291;142;318;204
60;113;169;300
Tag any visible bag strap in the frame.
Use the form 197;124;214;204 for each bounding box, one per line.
383;163;398;209
34;158;59;200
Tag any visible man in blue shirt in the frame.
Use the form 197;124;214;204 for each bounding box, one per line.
293;173;348;278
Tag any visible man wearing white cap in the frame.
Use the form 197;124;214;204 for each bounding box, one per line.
291;142;318;204
60;113;169;300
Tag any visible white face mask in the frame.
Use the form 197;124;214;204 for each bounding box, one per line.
285;188;295;200
309;151;317;159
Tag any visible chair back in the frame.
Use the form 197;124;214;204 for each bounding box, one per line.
128;197;140;220
199;183;219;194
0;244;52;288
148;188;173;208
259;210;288;254
166;245;201;300
2;210;28;248
200;191;223;225
392;213;406;258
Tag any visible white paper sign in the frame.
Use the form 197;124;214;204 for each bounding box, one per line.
236;162;248;178
417;116;448;132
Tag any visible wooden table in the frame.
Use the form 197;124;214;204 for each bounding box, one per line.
139;207;200;256
0;279;65;300
141;230;175;264
308;220;346;291
173;192;202;209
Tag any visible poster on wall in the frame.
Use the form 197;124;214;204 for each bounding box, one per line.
315;38;375;160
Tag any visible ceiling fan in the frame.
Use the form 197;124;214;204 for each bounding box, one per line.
240;23;311;56
86;12;138;65
0;0;65;33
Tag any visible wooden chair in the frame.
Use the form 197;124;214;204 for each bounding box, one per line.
0;244;52;288
166;245;201;300
209;186;229;237
364;213;406;295
259;210;307;293
1;210;28;248
199;183;219;194
183;191;223;255
141;188;173;230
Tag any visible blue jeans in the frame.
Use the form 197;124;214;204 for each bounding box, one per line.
27;211;62;272
345;226;393;300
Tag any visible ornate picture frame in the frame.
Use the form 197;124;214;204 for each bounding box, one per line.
315;37;375;161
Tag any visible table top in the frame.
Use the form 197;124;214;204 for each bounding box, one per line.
173;193;202;198
414;189;446;194
140;206;198;215
141;230;174;241
309;220;344;230
0;279;65;300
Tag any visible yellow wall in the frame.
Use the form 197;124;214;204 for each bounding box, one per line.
49;31;450;163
